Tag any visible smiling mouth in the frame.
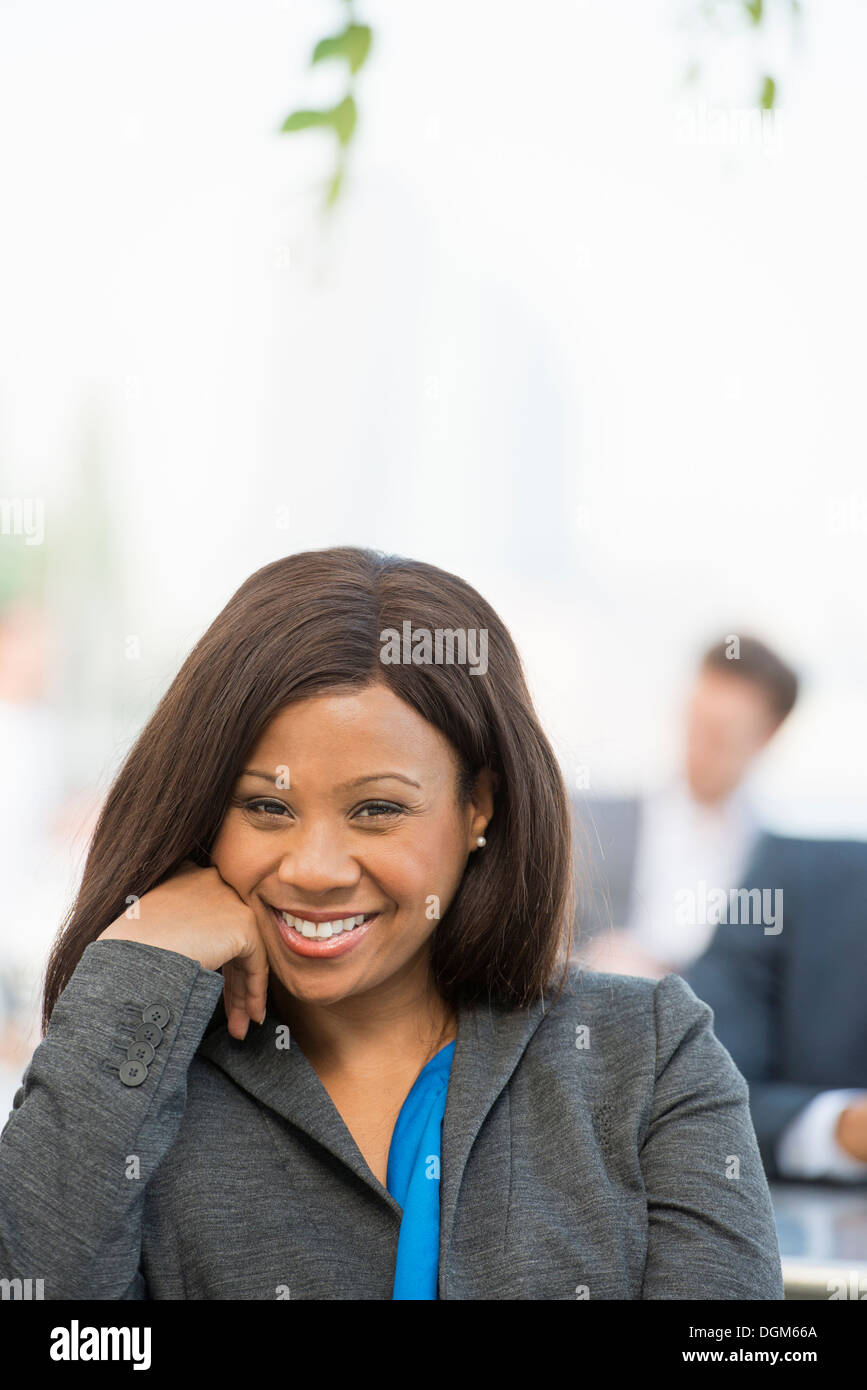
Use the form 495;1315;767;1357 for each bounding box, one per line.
272;908;379;942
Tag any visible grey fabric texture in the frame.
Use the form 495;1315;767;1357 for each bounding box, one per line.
0;938;783;1300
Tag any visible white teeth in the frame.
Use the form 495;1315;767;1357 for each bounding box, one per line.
279;910;372;939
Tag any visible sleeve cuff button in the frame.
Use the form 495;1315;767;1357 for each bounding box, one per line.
134;1023;163;1046
141;1003;171;1028
119;1059;148;1087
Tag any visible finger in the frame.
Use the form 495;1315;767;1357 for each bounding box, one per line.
222;966;241;1039
222;962;250;1041
242;944;270;1027
227;947;268;1037
237;906;271;1025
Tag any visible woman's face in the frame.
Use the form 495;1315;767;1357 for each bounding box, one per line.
209;681;494;1010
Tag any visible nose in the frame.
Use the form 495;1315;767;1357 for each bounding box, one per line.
273;820;362;897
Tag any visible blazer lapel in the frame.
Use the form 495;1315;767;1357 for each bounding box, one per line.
438;990;552;1272
198;986;554;1251
198;1009;403;1219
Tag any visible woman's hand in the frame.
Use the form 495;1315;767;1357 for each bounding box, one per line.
97;860;270;1040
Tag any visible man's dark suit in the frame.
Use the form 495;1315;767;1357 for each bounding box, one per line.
685;835;867;1179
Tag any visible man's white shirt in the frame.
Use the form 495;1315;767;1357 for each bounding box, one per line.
625;779;759;973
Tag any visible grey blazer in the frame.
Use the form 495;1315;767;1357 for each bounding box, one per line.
0;939;783;1300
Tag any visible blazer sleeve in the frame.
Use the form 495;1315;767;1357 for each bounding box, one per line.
639;973;784;1300
0;938;225;1299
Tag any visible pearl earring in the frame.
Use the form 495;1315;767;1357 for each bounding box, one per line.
476;836;486;848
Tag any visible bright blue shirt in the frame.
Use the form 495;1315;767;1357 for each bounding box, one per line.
386;1039;456;1300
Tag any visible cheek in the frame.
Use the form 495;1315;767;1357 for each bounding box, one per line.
398;820;468;908
210;816;259;882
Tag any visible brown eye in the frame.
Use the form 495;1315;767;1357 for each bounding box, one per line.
354;801;404;819
231;796;288;821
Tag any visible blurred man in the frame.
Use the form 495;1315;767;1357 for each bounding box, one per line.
686;836;867;1182
573;634;798;977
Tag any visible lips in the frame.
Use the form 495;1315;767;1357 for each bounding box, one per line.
277;909;375;938
270;905;380;960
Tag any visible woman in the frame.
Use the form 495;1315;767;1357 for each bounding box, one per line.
0;547;784;1299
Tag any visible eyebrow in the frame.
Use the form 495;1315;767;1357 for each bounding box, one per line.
240;769;421;790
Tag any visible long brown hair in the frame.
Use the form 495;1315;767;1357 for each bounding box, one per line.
42;547;575;1029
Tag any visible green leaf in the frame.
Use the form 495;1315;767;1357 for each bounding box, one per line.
744;0;763;23
280;94;357;146
329;94;357;146
760;74;776;109
312;24;372;75
280;107;330;134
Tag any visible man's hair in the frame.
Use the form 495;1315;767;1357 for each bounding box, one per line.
700;635;799;724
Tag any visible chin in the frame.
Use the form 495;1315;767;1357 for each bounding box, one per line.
269;955;362;991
